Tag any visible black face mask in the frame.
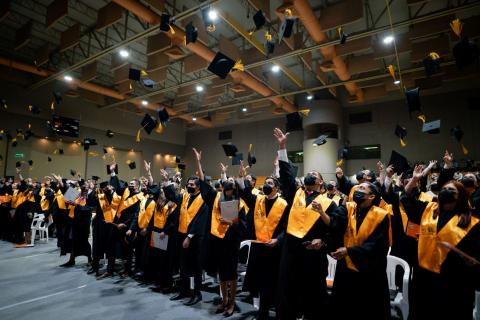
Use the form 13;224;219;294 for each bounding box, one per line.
262;184;273;196
438;189;456;204
430;183;440;192
187;186;196;194
326;184;334;191
223;182;235;192
128;186;136;193
304;175;316;186
353;190;366;205
461;177;475;189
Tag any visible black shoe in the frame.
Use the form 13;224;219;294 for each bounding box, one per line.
183;293;202;306
60;261;75;267
170;292;189;301
215;303;227;314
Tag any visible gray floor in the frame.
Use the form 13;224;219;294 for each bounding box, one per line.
0;240;256;320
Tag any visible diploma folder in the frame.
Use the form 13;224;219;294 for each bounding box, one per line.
220;200;239;220
63;187;80;202
150;231;169;251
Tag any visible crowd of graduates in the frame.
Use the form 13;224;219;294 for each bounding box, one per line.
0;127;479;320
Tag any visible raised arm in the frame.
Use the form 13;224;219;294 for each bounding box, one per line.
237;160;257;209
438;150;455;188
144;160;154;186
274;128;297;203
192;148;204;181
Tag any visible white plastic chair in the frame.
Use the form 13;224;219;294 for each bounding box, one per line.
474;291;479;320
30;213;45;246
326;254;337;288
386;255;410;320
38;216;52;242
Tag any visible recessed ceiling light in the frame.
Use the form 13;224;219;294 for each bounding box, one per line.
141;100;148;106
64;75;73;82
242;107;247;112
271;65;280;73
192;117;197;121
196;85;204;92
383;35;394;44
307;95;313;100
208;9;218;21
394;80;401;85
119;50;129;58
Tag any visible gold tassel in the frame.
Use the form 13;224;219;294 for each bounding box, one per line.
28;105;33;112
141;70;148;77
248;30;254;36
387;64;395;79
155;123;164;134
88;151;99;157
400;138;407;147
265;31;272;42
298;108;310;117
233;60;244;72
53;149;58;155
129;82;133;90
248;143;253;153
336;159;344;167
51;101;55;110
417;114;426;123
126;160;132;165
183;35;187;46
0;130;3;134
450;18;463;38
169;25;176;35
284;8;293;17
136;128;141;142
429;52;440;60
461;143;469;155
28;123;31;129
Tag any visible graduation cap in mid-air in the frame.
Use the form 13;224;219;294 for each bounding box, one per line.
48;156;52;162
313;135;328;146
232;153;243;166
286;112;303;132
103;148;108;154
127;161;136;170
28;105;41;115
177;163;186;171
106;130;114;138
1;98;7;109
11;140;18;147
28;160;33;166
185;21;198;44
253;10;266;31
388;150;411;175
175;156;181;164
336;147;349;166
208;52;240;79
279;18;295;42
16;161;22;168
338;27;347;44
128;68;142;81
139;113;158;139
82;138;97;151
59;148;64;155
160;13;175;33
106;164;118;175
422;120;441;134
222;144;238;158
395;125;407;147
405;87;422;116
450;125;469;155
70;169;77;177
158;108;169;124
423;52;441;77
452;37;479;70
247;144;256;167
53;91;62;105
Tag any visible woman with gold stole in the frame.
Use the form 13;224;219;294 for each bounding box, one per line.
330;182;391;320
60;180;95;267
401;164;480;320
238;162;288;320
49;175;68;249
192;148;247;317
141;188;179;292
13;179;36;245
273;128;341;320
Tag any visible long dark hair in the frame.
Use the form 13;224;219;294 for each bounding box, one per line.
438;180;471;228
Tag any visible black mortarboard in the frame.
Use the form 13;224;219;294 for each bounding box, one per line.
395;125;407;139
313;135;328;146
140;113;158;135
422;120;441;134
6;131;13;140
106;164;118;175
100;181;108;189
28;160;33;166
232;153;243;165
48;156;52;162
103;148;108;154
453;37;479;70
185;21;198;44
208;52;236;79
337;147;348;162
53;91;62;105
177;164;186;170
450;126;464;142
128;68;141;81
82;138;97;151
16;161;21;168
266;40;275;55
160;13;173;32
279;18;294;42
59;148;64;155
175;156;181;163
253;10;266;30
405;87;421;115
247;144;256;167
158;108;169;124
423;53;441;77
338;27;347;44
222;144;238;157
286;112;303;132
70;169;77;176
92;176;100;181
128;161;136;170
388;150;411;175
106;130;114;138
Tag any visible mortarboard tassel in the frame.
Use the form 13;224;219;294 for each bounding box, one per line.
51;101;55;110
169;25;176;35
400;138;407;147
28;123;31;129
450;19;463;38
417;114;426;123
461;143;469;155
387;64;396;80
284;8;293;17
183;35;187;46
129;82;133;90
429;52;440;60
336;159;344;167
28;105;33;112
233;60;244;72
88;151;99;157
141;70;148;77
298;108;310;117
136;128;142;142
53;149;58;155
155;123;164;134
265;31;273;42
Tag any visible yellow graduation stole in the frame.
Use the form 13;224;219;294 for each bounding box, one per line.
287;189;333;239
378;199;393;246
253;195;287;242
329;194;342;206
15;191;35;208
399;191;433;239
210;193;248;239
0;194;12;205
348;184;360;202
251;188;260;196
68;197;87;219
11;190;20;208
154;202;177;229
98;192;121;223
39;187;50;211
116;189;144;218
55;189;66;210
178;192;204;234
344;202;388;272
418;202;479;273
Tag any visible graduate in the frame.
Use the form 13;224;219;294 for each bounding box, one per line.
12;176;36;245
49;174;68;249
401;162;480;320
192;148;248;317
330;182;391;320
162;167;209;306
0;177;14;241
237;162;288;320
273;128;342;320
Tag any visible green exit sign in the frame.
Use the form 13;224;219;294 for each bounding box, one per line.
14;153;24;158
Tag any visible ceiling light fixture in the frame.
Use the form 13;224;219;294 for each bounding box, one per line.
208;9;218;21
141;100;148;106
271;65;280;73
196;85;204;92
307;95;313;100
63;75;73;82
242;107;247;112
394;80;401;85
119;49;129;58
192;117;197;121
383;35;394;44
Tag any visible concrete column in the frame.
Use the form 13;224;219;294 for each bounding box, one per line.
302;99;343;181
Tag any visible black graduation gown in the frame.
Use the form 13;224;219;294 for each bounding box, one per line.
51;186;69;248
330;205;391;320
13;186;35;242
91;191;115;261
401;194;480;320
163;184;209;279
277;160;343;320
0;184;13;241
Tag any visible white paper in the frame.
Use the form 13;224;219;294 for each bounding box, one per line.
63;187;80;202
151;231;168;251
220;200;239;220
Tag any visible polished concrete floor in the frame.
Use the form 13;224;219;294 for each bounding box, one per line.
0;240;256;320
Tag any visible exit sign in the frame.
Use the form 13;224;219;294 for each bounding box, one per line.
14;153;24;158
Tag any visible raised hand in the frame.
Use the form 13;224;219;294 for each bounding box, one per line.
219;162;228;174
377;161;385;173
109;163;117;173
412;165;423;180
443;150;453;168
238;160;247;177
428;160;437;168
273;127;289;149
386;165;394;178
159;169;169;181
192;148;202;162
144;160;151;172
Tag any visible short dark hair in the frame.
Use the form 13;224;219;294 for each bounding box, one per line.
187;176;200;186
265;176;280;188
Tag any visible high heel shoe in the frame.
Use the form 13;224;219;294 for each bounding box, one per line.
215;300;228;314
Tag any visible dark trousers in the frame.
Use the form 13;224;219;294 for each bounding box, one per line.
178;233;203;294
